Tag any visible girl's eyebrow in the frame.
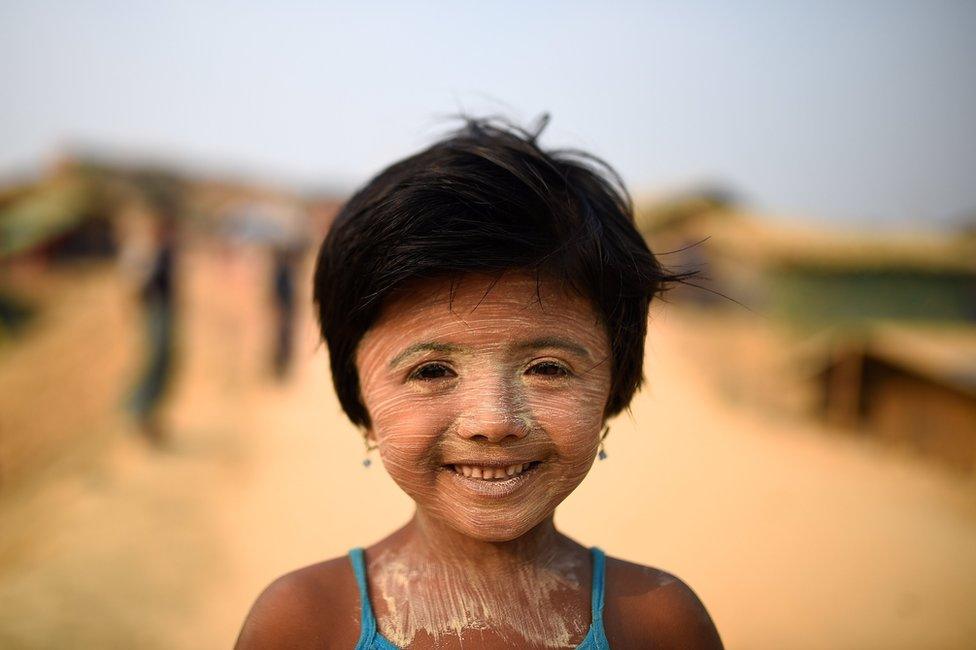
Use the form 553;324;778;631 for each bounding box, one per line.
515;337;591;360
388;342;463;368
388;338;591;368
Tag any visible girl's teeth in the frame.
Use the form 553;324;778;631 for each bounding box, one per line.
453;463;532;480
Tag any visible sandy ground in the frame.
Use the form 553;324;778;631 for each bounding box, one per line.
1;245;975;649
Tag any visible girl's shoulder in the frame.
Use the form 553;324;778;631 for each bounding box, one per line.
602;555;723;649
235;554;361;649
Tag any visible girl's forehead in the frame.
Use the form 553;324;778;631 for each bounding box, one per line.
360;273;604;349
384;273;590;318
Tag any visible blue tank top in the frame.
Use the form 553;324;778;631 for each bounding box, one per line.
349;547;610;649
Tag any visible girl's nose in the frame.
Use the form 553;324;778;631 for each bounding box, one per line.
455;378;529;443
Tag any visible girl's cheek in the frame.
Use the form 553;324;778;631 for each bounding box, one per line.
368;389;449;492
370;382;449;440
527;384;608;438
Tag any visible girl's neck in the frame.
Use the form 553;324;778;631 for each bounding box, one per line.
367;510;593;647
390;509;579;575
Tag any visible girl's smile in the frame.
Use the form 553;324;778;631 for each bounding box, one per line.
355;272;613;542
441;460;544;498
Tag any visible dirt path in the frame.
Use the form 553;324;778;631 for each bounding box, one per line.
1;247;974;649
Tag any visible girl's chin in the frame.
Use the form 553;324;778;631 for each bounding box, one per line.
450;523;540;543
424;507;554;543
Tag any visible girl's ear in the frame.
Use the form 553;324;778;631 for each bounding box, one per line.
363;428;378;447
361;428;379;468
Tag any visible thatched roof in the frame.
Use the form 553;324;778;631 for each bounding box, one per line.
639;203;976;274
805;323;976;397
0;178;92;258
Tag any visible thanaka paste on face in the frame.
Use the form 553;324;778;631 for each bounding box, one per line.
355;273;613;646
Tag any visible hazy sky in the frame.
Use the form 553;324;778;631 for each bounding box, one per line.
2;1;974;227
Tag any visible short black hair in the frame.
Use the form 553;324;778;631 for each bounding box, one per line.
314;116;685;428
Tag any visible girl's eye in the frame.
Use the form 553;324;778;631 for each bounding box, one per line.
527;361;569;378
409;363;456;381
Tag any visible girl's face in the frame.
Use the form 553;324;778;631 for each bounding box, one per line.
356;273;613;542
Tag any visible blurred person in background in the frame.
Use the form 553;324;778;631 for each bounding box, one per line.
269;242;302;380
125;194;180;446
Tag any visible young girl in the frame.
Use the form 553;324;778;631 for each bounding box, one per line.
236;119;723;649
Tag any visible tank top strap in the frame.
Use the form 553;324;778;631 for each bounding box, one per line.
584;547;611;649
349;548;379;649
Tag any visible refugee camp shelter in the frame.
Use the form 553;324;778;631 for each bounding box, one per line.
638;200;976;325
0;172;117;263
814;325;976;471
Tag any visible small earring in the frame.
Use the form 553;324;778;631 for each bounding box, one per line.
362;435;378;468
598;426;609;461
